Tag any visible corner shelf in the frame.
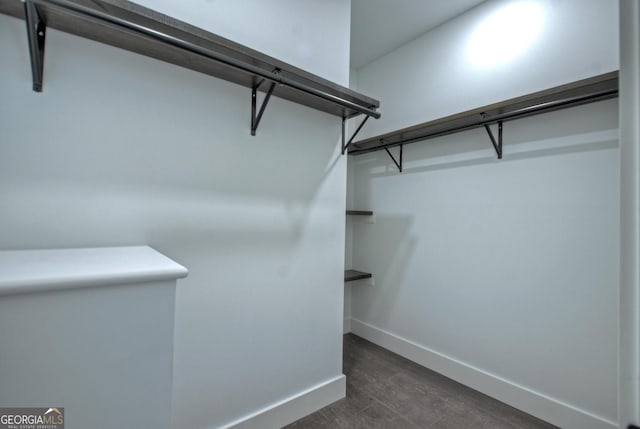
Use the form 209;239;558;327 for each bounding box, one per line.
346;210;373;216
344;270;372;282
1;0;380;132
348;71;618;166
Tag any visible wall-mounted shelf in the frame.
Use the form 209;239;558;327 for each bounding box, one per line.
1;0;380;135
344;270;372;282
346;210;373;216
348;71;618;168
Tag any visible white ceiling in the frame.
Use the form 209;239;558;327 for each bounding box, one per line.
350;0;487;70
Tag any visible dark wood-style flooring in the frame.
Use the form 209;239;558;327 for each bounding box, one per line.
285;334;558;429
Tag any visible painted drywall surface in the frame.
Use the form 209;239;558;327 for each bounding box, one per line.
0;0;349;426
0;280;177;429
132;0;350;86
355;0;619;138
349;99;619;425
619;1;640;426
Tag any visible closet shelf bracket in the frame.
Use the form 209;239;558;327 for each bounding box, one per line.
251;76;277;136
342;115;370;155
384;144;403;172
24;0;46;92
483;118;503;159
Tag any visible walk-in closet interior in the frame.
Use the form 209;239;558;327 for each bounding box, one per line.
0;1;638;428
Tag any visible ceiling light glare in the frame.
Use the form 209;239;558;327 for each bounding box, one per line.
466;1;545;68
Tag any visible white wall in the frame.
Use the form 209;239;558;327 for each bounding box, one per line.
0;1;351;427
349;1;619;428
356;0;619;138
132;0;349;85
350;100;619;429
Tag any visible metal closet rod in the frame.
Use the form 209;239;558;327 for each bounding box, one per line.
28;0;381;119
349;87;618;155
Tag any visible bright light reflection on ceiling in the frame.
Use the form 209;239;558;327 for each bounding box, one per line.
466;1;545;68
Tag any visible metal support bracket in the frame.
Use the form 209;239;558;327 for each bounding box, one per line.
483;120;503;159
251;78;277;136
342;115;370;154
24;0;47;92
384;144;403;172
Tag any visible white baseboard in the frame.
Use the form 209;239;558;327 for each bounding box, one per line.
350;318;616;429
221;375;345;429
343;317;352;334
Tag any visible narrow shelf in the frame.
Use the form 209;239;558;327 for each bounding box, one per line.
346;210;373;216
1;0;380;120
344;270;372;282
348;71;618;156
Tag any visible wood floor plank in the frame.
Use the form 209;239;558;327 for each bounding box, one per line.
284;334;558;429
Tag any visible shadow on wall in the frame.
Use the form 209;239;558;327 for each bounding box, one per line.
0;13;343;194
352;214;416;325
348;96;619;341
1;12;350;429
0;13;346;251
